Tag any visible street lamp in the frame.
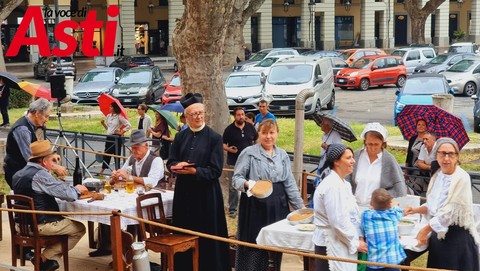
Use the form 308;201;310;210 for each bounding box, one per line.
148;2;155;13
283;0;290;12
343;0;352;11
457;0;463;8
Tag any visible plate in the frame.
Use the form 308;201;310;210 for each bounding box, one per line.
296;224;315;231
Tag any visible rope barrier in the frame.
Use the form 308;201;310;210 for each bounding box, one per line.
0;204;451;270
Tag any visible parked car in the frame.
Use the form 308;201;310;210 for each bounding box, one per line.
109;55;154;70
72;67;124;105
33;56;77;82
393;73;453;123
161;72;182;105
446;42;480;54
225;71;270;112
338;48;387;65
472;94;480;132
265;56;335;115
414;52;475;73
243;55;292;76
442;56;480;96
327;57;349;79
232;47;308;72
110;66;166;105
391;47;436;74
301;50;341;57
335;55;407;91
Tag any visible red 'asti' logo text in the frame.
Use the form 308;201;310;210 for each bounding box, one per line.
6;5;119;57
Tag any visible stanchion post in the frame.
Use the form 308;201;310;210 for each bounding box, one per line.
111;210;124;271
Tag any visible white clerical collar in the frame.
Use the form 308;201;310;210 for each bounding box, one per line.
189;123;206;132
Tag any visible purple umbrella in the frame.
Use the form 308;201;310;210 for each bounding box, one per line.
396;104;469;149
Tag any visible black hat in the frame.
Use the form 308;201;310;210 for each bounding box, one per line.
180;93;203;109
326;144;347;163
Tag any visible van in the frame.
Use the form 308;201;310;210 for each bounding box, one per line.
391;47;436;74
265;56;335;115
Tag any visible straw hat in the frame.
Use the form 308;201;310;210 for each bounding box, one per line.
29;140;55;160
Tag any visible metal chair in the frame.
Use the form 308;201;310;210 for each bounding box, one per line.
136;193;199;271
6;194;69;271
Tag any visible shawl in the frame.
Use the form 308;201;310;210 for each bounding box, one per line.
427;166;480;243
347;148;407;198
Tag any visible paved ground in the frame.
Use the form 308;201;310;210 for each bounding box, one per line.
0;210;305;271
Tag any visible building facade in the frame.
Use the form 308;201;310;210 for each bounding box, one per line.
0;0;477;62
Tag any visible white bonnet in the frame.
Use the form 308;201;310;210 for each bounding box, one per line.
360;122;388;142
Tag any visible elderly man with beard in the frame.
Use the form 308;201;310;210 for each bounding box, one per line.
223;107;258;218
167;93;230;271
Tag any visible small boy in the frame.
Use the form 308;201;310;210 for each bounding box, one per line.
361;188;406;271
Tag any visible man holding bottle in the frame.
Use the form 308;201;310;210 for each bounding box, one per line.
89;129;164;257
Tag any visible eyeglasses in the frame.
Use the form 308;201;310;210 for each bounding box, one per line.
437;151;458;158
187;111;205;117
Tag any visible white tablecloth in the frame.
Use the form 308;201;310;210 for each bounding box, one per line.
57;190;174;229
256;218;427;253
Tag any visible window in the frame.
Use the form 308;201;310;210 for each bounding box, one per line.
364;51;377;56
386;58;398;67
374;59;386;69
422;49;435;58
407;51;420;61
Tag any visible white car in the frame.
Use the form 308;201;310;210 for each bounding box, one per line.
225;71;271;112
244;55;292;76
391;47;436;74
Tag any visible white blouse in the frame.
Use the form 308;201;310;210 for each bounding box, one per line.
354;150;382;208
105;113;131;135
312;170;360;253
426;171;452;234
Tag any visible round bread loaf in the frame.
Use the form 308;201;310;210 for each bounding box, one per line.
250;179;273;198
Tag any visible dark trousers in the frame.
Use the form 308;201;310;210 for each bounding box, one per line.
314;245;329;271
0;99;9;124
102;135;122;170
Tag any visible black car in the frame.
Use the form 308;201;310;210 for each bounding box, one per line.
109;55;154;70
110;66;165;105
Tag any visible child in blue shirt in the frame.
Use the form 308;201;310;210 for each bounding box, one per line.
361;188;406;271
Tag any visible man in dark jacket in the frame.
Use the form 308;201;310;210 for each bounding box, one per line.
13;140;87;271
4;98;67;189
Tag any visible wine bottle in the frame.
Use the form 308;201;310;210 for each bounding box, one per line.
73;156;83;186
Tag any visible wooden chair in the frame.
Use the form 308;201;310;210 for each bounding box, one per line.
121;230;134;271
136;193;199;271
6;194;69;271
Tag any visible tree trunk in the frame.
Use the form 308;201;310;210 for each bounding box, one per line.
404;0;446;44
0;0;25;71
222;0;266;68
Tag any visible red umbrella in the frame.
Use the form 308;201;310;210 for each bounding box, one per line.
17;81;55;101
396;104;469;149
97;93;128;120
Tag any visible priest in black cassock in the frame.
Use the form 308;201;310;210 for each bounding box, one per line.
167;93;230;271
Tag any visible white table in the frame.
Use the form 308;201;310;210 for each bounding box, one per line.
57;190;174;229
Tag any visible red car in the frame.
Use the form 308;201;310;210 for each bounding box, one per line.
161;72;182;104
335;55;407;91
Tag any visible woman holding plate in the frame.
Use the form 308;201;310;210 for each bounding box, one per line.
232;119;305;271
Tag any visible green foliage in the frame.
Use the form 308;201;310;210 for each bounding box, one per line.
9;88;33;108
453;29;466;41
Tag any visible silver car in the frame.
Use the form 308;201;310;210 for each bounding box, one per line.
72;67;124;105
442;57;480;96
225;71;271;112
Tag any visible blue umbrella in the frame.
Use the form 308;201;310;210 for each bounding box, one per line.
160;101;184;113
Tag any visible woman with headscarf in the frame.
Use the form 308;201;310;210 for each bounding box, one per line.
313;144;367;271
405;138;479;270
346;122;406;210
232;119;305;271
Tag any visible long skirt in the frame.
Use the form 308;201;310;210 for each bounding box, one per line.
428;225;479;271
